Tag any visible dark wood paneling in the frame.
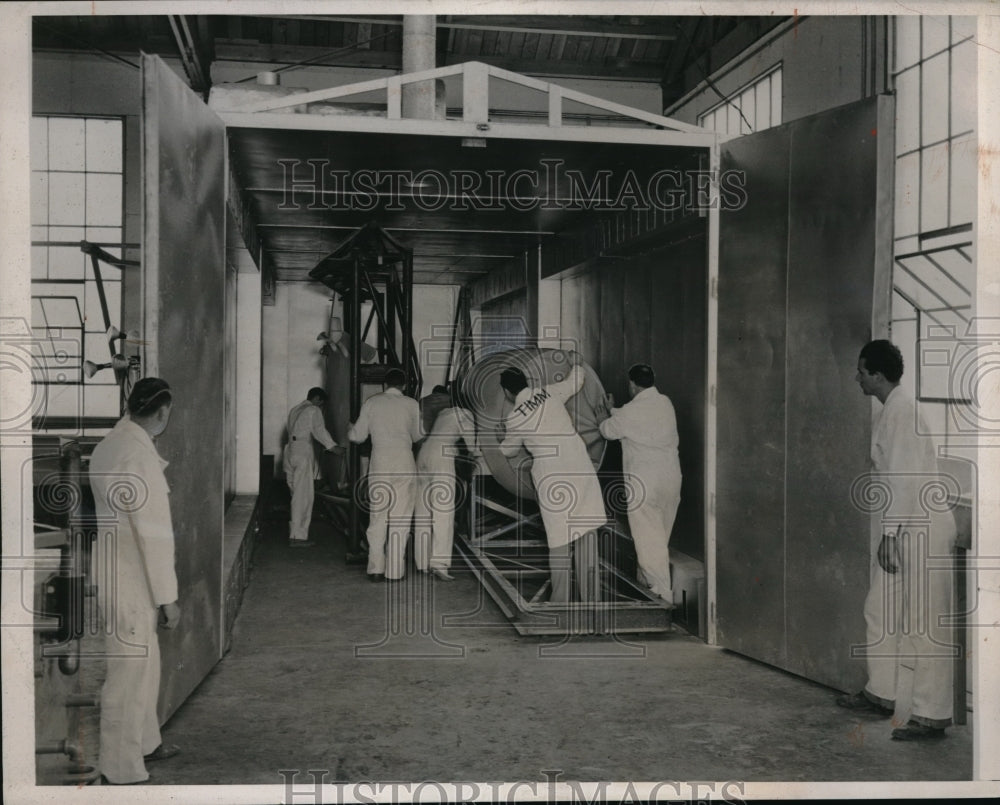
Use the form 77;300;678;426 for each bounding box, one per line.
717;124;791;664
783;99;885;692
142;55;226;721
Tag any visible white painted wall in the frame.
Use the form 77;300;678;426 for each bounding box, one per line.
235;269;262;495
263;281;459;475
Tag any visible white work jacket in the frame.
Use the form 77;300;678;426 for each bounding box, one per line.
499;366;607;547
599;385;682;496
89;417;178;610
348;387;422;474
417;407;477;475
871;385;956;549
284;400;336;478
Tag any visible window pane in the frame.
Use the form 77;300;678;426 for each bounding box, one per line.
48;173;85;226
950;133;977;227
894;151;920;238
770;69;782;126
32;246;47;279
894;69;919;155
84;279;122;331
43;385;84;419
921;52;950;145
31;172;49;226
892;289;916;321
921;16;950;59
84;385;121;417
727;103;739;136
31;117;47;171
920;142;950;233
85;226;123;250
48;117;86;171
47;245;87;280
950;39;976;136
86;173;123;227
85;119;123;173
739;87;755;134
895;16;921;71
951;16;977;44
755;79;771;130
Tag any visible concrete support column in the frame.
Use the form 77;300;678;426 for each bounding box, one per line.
402;15;439;119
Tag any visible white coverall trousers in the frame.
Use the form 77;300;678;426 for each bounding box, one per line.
414;467;460;572
366;461;417;579
285;442;319;542
627;470;680;600
862;517;955;727
99;605;162;783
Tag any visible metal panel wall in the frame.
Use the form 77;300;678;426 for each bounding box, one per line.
557;234;707;563
142;55;227;720
716;125;791;664
783;101;886;690
717;96;892;691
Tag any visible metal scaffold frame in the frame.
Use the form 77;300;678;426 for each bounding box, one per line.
310;222;422;560
456;476;675;636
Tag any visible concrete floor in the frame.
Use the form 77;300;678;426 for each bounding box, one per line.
149;514;972;786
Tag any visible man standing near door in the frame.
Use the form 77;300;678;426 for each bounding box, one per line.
836;339;956;740
599;363;681;604
90;377;181;784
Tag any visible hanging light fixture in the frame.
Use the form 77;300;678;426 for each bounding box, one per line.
83;354;129;379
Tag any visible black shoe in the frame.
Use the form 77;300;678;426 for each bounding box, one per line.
100;774;149;785
835;691;893;717
367;573;385;583
891;720;947;741
143;743;180;762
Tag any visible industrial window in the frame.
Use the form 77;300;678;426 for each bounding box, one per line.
697;66;782;136
890;16;976;442
30;114;125;433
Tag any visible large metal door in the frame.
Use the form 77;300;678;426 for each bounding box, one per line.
716;96;894;692
141;55;227;720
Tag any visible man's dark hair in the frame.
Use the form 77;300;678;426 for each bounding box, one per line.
128;377;172;417
499;367;528;396
432;384;448;395
859;339;904;383
628;364;655;389
385;368;406;388
307;386;327;403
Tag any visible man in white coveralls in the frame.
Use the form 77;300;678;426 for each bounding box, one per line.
414;391;478;581
349;368;423;582
836;339;956;741
89;377;181;784
599;363;681;604
497;352;608;603
284;387;341;547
